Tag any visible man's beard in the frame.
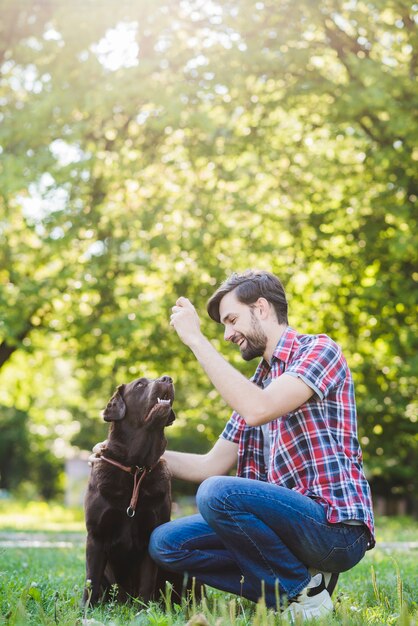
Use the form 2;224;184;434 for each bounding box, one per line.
239;313;268;361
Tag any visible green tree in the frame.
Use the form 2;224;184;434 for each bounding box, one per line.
0;406;30;491
0;0;416;503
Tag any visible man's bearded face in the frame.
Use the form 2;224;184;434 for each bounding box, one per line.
237;310;268;361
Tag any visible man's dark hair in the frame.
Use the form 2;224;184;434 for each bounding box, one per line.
207;270;288;325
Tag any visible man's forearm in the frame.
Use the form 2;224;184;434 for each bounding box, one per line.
163;450;215;483
187;334;265;418
186;335;314;425
163;438;238;482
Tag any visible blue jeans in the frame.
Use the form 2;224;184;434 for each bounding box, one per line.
149;476;370;608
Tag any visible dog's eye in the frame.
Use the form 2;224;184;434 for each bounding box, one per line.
136;378;148;387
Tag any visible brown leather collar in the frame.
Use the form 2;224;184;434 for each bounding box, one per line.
100;455;157;517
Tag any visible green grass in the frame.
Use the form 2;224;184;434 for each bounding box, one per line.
373;516;418;544
1;500;417;541
0;500;85;533
0;501;417;625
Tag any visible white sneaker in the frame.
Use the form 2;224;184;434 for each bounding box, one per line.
281;573;333;621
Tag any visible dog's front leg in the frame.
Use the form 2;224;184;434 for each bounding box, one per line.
83;534;107;606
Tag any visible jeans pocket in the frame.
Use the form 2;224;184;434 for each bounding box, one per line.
317;529;369;573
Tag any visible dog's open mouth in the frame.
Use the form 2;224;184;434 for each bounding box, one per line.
144;391;173;422
157;397;171;405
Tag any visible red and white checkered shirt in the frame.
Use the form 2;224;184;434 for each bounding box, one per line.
221;326;375;545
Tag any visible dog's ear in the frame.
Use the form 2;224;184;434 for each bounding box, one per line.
166;409;176;426
102;385;126;422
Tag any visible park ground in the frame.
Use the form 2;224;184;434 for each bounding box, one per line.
0;500;417;625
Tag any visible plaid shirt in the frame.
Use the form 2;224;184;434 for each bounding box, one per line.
221;326;375;545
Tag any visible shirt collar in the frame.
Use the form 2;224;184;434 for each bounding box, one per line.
253;326;297;383
270;326;297;365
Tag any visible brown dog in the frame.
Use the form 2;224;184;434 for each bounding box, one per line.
83;375;180;606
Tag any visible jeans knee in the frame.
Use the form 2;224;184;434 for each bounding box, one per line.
149;524;169;566
196;476;231;519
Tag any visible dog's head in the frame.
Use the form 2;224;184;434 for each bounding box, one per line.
102;375;175;428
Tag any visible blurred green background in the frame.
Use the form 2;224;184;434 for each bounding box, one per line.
0;0;416;511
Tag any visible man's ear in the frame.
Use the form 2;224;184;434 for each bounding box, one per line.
102;384;126;422
256;297;270;320
167;409;176;426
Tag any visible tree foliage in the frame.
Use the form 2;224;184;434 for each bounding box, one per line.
0;0;416;503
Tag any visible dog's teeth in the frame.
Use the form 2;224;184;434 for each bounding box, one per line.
157;397;170;404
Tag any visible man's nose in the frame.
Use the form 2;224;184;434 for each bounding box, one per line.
224;326;234;342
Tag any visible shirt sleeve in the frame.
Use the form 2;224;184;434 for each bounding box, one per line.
284;335;347;400
220;411;246;444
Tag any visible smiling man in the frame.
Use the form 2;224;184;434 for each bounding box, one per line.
149;269;375;620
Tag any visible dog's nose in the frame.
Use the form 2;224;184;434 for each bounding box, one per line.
160;376;173;384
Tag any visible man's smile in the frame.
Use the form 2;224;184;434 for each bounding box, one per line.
232;334;246;348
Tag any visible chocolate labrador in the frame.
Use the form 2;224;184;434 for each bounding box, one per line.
83;375;181;606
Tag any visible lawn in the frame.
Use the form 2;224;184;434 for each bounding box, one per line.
0;501;417;625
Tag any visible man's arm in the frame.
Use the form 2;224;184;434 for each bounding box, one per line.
170;298;314;425
89;438;238;483
163;438;238;483
180;334;313;425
